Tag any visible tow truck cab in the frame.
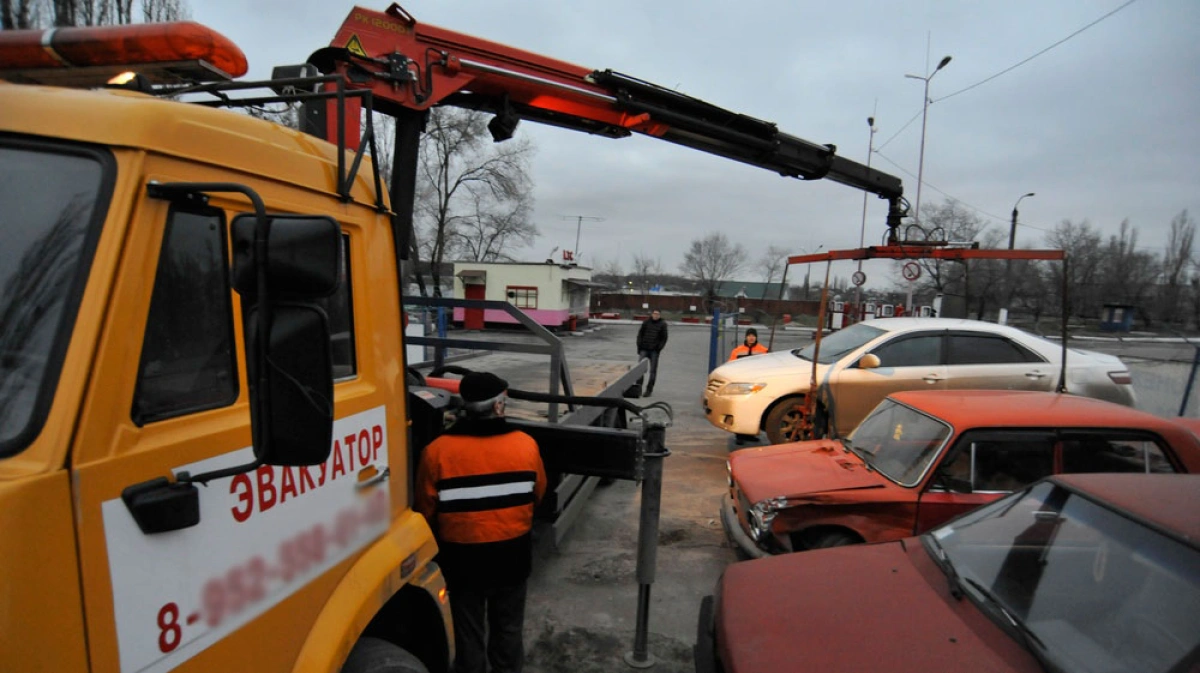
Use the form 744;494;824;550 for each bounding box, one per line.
1;24;452;673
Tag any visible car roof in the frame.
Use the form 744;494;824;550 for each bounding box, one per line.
859;317;1039;336
889;389;1167;430
1052;473;1200;545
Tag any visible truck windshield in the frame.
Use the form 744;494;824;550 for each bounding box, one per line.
927;481;1200;673
0;141;111;456
792;323;885;364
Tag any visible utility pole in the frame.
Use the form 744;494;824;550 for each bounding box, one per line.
560;214;604;263
905;53;952;227
1002;192;1036;324
855;113;878;315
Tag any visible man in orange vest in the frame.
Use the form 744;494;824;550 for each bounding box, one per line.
728;327;769;361
416;372;547;673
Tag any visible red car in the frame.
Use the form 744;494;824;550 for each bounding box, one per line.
723;390;1200;558
700;473;1200;673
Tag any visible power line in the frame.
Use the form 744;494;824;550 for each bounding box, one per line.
936;0;1140;103
875;109;923;152
878;1;1141;149
874;150;1054;232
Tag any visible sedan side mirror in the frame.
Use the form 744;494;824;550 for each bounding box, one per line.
858;353;881;369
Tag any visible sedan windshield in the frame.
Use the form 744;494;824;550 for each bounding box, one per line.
846;399;951;486
928;481;1200;673
793;323;885;364
0;141;110;456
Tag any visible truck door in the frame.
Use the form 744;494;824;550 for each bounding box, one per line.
67;188;388;673
0;137;114;671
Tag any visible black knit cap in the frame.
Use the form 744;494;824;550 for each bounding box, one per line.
460;372;509;402
745;328;758;338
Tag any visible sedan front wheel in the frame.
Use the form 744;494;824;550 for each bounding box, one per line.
765;396;819;444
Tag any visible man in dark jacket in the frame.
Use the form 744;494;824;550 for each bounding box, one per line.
635;309;669;395
416;372;547;673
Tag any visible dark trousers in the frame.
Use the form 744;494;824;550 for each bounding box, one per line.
638;349;660;393
451;580;528;673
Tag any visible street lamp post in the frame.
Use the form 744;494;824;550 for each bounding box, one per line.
1009;192;1036;250
905;55;952;227
1002;192;1036;323
799;245;823;300
855;115;877;312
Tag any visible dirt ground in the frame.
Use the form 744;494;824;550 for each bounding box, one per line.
418;322;810;672
417;320;1189;672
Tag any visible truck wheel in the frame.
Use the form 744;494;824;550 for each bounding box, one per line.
765;397;816;444
801;529;861;550
341;638;430;673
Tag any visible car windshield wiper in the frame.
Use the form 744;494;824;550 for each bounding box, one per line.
842;440;875;471
959;576;1057;673
925;534;966;601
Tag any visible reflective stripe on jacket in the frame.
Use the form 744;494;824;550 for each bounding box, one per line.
415;429;547;545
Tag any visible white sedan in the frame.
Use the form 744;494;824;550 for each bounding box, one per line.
703;318;1136;444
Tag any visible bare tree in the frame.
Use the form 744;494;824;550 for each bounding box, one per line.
909;200;986;296
142;0;186;21
680;231;747;300
1160;210;1195;326
451;189;537;262
30;0;186;27
630;252;662;293
414;108;534;296
1092;219;1158;326
2;0;36;29
1045;219;1104;319
759;245;790;288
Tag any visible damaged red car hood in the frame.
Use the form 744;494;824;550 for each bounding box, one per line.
716;540;1040;673
729;439;886;503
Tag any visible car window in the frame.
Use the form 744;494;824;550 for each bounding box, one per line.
946;334;1042;365
932;481;1200;673
1061;437;1176;475
872;334;941;367
938;433;1055;493
793;322;885;364
848;399;952;486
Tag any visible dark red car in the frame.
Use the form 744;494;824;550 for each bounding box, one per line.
699;473;1200;673
723;390;1200;557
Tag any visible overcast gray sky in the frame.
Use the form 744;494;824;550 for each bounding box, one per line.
193;0;1199;285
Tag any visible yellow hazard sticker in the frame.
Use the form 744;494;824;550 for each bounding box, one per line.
345;34;368;58
893;423;903;440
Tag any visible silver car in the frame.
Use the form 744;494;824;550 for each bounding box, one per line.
703;318;1137;444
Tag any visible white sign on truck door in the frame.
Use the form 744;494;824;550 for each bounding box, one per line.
101;406;389;673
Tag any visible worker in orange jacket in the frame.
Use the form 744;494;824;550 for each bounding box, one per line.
416;372;547;673
729;327;769;361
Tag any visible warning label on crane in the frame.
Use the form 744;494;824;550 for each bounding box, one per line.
345;34;368;57
902;262;921;282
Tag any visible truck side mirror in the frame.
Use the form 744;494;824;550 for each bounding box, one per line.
232;214;341;466
231;215;341;300
858;353;881;369
245;303;334;465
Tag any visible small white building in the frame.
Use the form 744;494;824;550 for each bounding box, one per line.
452;261;598;330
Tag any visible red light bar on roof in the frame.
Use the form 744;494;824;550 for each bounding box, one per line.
0;21;248;86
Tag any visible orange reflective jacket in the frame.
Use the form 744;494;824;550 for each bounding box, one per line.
729;343;769;361
415;427;547;545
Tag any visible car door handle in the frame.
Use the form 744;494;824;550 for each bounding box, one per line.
923;375;942;384
1025;372;1047;379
